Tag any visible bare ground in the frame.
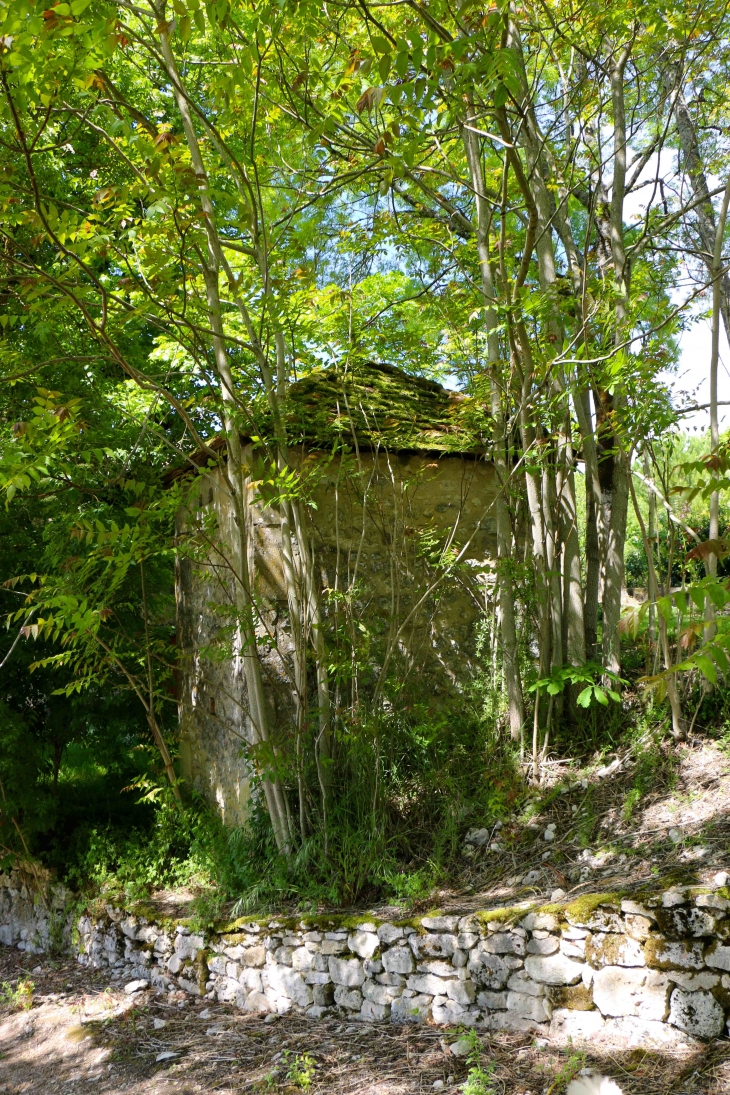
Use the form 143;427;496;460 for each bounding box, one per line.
1;948;729;1095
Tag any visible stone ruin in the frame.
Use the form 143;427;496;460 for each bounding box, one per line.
173;362;500;824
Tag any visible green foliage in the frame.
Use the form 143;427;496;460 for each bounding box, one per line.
0;979;34;1011
284;1051;317;1090
458;1030;495;1095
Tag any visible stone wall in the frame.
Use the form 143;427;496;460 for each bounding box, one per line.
4;871;730;1046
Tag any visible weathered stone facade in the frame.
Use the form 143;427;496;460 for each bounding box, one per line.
175;445;499;825
4;872;730;1045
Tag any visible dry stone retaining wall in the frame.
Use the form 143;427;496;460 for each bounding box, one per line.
3;870;730;1047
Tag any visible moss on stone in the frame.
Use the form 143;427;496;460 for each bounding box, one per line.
563;892;622;923
284;362;487;455
474;903;535;929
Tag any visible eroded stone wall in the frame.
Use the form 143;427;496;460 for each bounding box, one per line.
175;450;499;824
4;871;730;1047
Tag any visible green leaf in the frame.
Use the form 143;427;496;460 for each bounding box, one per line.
576;686;593;708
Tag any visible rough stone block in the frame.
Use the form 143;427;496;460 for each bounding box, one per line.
362;981;396;1005
549;1008;605;1042
696;892;730;911
329;956;365;987
705;942;730;971
520;912;559;932
507;990;552;1022
668;988;725;1039
240;968;263;993
348;931;379;960
265;966;312;1007
445;979;475;1006
560;939;586;959
377;924;404;945
655;906;717;939
477;990;507;1009
667;970;720;991
506;971;546;997
645;939;705;971
242;946;266;968
418;959;455;977
527;936;559;956
457;933;478;951
524;952;584;985
483;933;525;957
548;983;595;1011
391;993;431;1023
377;972;405;987
291;947;314;972
468;952;516;989
585;933;645;968
600;1016;696;1050
304;971;331;985
592;966;670;1021
406;973;454;996
360;998;390;1021
244;991;273;1013
421;916;459;932
334;985;363;1010
438;934;459;956
382;947;414;975
484;1011;547;1034
432;997;467;1024
564;902;621;928
321;940;348;956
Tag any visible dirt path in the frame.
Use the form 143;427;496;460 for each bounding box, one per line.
2;949;730;1095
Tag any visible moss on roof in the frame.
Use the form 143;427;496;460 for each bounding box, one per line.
285;362;488;455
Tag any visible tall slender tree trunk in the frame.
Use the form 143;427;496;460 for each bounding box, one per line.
463;121;524;740
158;27;293;854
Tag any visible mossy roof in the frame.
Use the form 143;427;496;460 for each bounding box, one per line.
286;362;486;455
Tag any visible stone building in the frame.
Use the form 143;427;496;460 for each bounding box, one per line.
174;363;500;824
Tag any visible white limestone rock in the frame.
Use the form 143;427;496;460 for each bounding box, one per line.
264;965;312;1008
705;942;730;971
382;947;414;975
507;990;552;1023
549;1008;605;1043
527;936;559;956
329;956;365;987
668;988;725;1039
421;916;460;932
524;952;584;985
348;931;379;960
333;985;363;1010
391;993;432;1023
592;966;670;1021
377;924;404;945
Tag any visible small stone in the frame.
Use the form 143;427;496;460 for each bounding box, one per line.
124;979;149;995
543;829;555;842
668;829;683;844
155;1051;178;1062
551;889;566;902
432;1082;444;1091
712;871;729;889
152;1018;167;1030
449;1036;472;1057
523;870;542;886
